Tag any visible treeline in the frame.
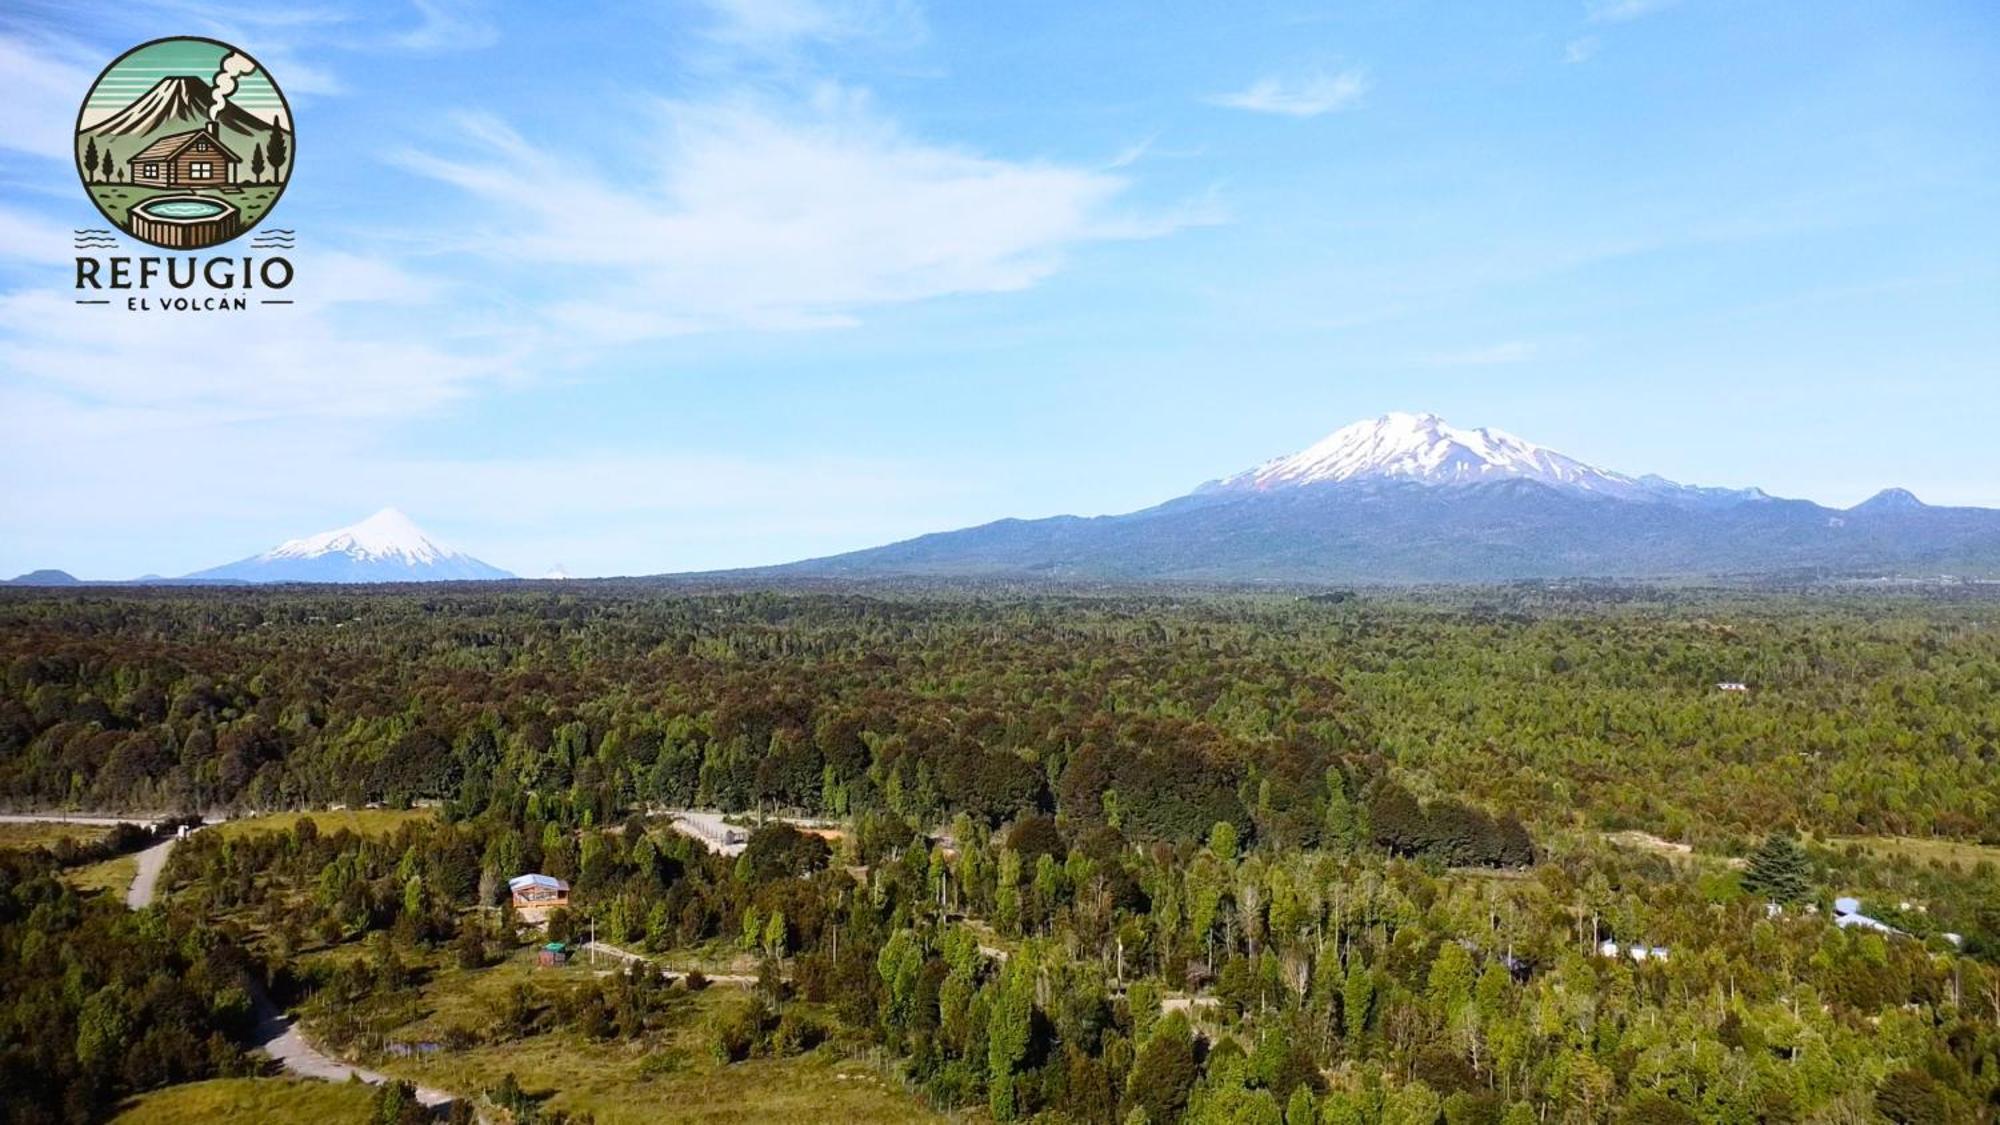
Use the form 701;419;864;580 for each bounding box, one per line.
1;587;1993;846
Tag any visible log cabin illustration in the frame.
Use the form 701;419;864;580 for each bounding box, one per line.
129;125;240;188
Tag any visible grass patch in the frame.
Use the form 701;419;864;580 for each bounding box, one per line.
335;948;944;1124
1826;835;2000;872
69;853;139;897
0;821;115;851
110;1077;377;1124
211;808;437;842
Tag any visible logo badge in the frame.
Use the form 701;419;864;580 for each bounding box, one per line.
75;37;294;251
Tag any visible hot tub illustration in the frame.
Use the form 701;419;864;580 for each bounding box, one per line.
125;195;243;249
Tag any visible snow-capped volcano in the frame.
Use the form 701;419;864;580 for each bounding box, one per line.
1209;412;1643;494
757;410;1999;583
184;508;514;583
1205;412;1765;506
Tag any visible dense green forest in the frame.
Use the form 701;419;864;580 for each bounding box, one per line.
0;586;1993;841
0;585;1996;1122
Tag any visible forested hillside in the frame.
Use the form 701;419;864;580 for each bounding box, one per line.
0;587;1993;844
2;585;1998;1123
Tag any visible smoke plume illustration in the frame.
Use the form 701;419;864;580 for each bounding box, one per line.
209;51;256;120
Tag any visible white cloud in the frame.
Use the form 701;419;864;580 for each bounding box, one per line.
1564;36;1600;64
0;251;510;426
0;34;97;160
1208;70;1369;118
1586;0;1679;23
398;85;1180;341
390;0;499;52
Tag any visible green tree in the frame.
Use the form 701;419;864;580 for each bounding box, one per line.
763;908;788;958
1323;769;1360;853
1874;1070;1946;1124
74;987;131;1073
1126;1013;1197;1125
84;138;99;182
1428;943;1476;1014
1740;832;1811;904
268;126;289;181
1342;957;1373;1046
989;962;1035;1120
996;848;1023;935
1209;821;1240;864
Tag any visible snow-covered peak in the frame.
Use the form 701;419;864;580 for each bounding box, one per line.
541;565;574;581
261;507;463;565
1211;412;1647;496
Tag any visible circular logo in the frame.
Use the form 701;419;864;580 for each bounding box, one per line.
75;37;294;251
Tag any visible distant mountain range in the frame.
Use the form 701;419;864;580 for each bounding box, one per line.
753;413;2000;583
8;416;1998;587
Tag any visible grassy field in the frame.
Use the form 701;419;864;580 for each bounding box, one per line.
0;820;115;851
1827;835;2000;872
338;949;946;1124
211;808;437;842
110;1077;377;1123
69;853;139;896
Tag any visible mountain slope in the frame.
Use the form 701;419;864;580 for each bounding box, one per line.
81;76;290;172
184;509;514;584
758;414;2000;583
5;569;80;587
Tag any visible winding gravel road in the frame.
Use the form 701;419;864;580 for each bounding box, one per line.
243;989;456;1108
124;835;180;911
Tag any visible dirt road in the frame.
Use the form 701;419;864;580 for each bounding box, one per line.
100;820;461;1111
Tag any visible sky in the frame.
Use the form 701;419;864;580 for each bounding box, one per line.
1;0;1995;579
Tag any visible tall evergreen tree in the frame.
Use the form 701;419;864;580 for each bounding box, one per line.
1741;831;1812;904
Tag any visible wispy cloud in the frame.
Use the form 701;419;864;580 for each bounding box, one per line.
388;0;498;52
700;0;925;53
1564;36;1600;64
1208;69;1369;118
1586;0;1679;24
398;84;1189;342
0;250;512;426
0;34;98;160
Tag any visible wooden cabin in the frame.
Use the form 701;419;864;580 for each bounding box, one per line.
508;872;570;925
129;127;240;188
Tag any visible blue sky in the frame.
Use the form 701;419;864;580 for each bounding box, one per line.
1;0;1995;579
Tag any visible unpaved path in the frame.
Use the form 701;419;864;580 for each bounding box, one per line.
114;823;461;1111
243;982;456;1107
581;940;762;985
124;835;180;910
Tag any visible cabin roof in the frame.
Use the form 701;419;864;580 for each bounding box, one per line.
129;128;243;164
508;873;569;892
